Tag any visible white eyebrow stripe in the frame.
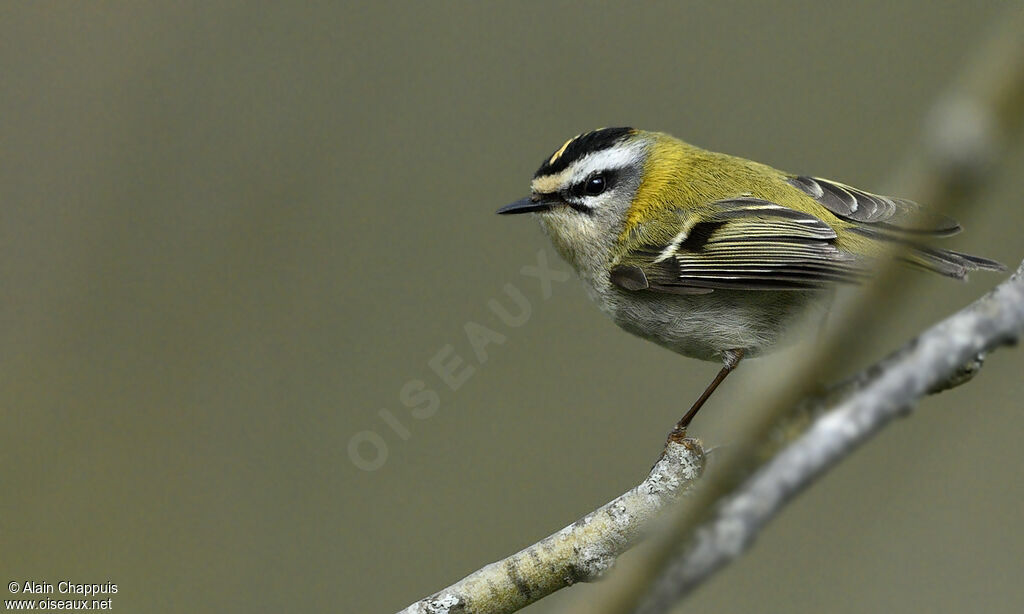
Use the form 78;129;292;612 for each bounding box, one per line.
567;143;646;185
530;142;645;194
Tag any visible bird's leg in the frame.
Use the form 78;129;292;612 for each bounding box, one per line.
666;348;745;444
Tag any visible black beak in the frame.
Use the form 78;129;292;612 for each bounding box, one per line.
497;196;551;215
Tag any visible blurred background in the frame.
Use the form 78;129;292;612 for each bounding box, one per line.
2;2;1022;612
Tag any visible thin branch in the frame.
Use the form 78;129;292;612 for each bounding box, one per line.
398;266;1016;614
578;11;1024;613
399;10;1024;614
630;258;1024;614
396;438;705;614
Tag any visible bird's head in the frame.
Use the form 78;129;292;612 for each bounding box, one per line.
498;127;653;272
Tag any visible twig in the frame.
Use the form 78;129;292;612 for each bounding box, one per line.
577;11;1024;613
396;265;1015;614
399;10;1024;614
399;263;1016;614
629;259;1024;614
396;438;705;614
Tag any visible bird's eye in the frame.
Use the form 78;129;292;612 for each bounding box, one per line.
584;174;606;196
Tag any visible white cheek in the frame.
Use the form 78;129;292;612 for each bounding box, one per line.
575;187;634;227
586;191;618;210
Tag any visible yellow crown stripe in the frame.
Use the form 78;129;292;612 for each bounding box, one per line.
548;134;579;165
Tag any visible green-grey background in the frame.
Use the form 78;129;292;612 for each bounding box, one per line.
2;2;1022;612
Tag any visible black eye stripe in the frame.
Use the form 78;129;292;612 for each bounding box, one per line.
570;170;617;198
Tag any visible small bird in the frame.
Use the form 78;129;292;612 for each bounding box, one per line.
498;127;1003;434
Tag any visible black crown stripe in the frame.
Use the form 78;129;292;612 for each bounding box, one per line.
534;127;634;178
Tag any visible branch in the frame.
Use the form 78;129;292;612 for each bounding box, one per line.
397;438;705;614
630;259;1024;614
400;11;1024;614
396;262;1018;614
396;264;1017;614
577;12;1024;613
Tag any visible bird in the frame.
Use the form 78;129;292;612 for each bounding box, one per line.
498;127;1003;435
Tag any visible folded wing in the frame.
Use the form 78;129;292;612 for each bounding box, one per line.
611;197;866;293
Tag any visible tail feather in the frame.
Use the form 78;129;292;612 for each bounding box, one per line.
947;249;1006;271
902;246;1006;280
849;225;1005;280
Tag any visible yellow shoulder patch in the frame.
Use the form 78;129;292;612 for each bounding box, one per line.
620;138;690;240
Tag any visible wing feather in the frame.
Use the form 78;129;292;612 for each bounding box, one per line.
611;178;1003;294
785;176;1003;278
612;197;866;293
786;176;961;235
